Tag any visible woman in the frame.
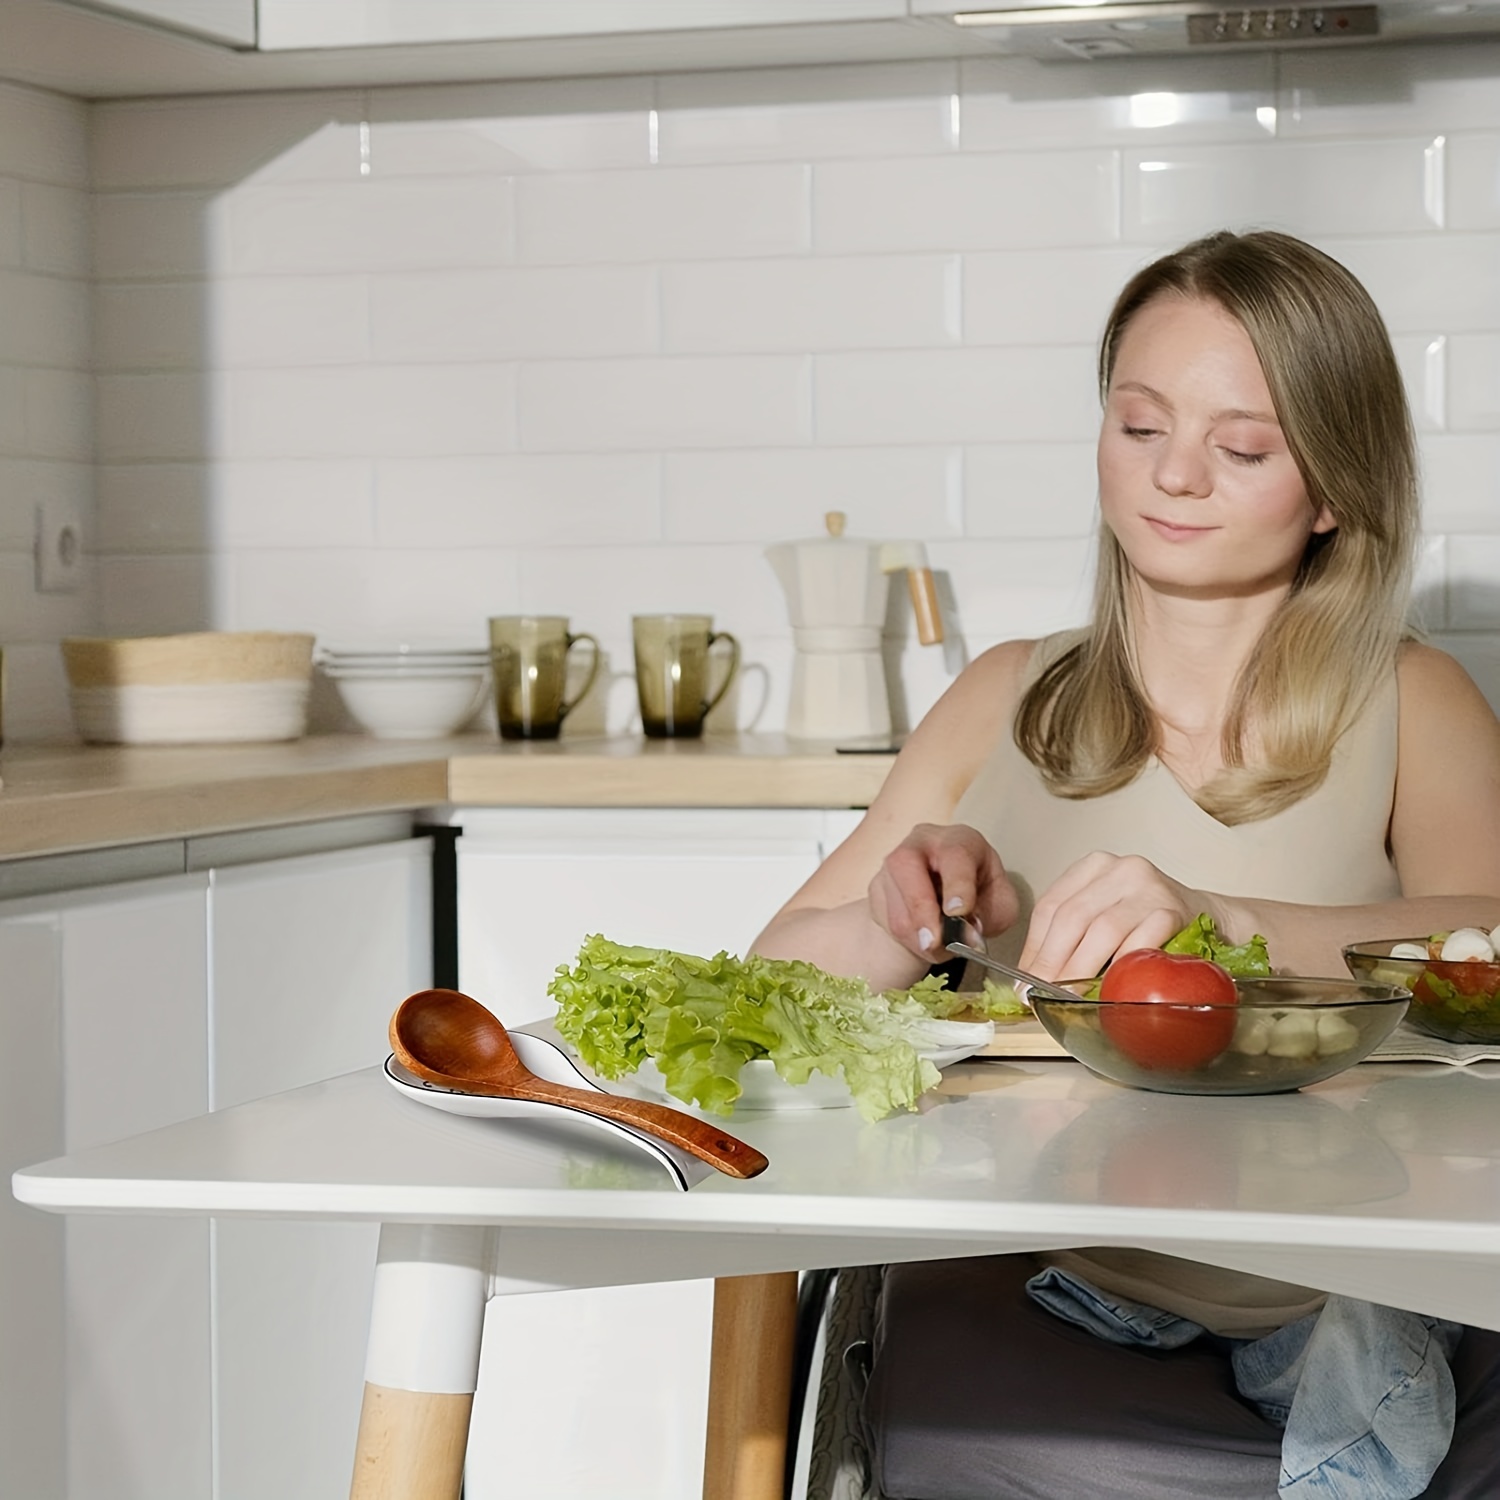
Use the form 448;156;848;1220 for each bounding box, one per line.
754;230;1500;1499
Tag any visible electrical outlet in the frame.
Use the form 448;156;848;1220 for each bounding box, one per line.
35;495;86;594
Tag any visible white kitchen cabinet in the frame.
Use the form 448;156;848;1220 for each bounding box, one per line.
62;0;255;44
208;836;433;1500
256;0;905;50
455;805;861;1500
0;915;66;1500
0;873;212;1500
2;824;433;1500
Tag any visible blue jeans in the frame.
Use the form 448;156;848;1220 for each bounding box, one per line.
1027;1267;1464;1500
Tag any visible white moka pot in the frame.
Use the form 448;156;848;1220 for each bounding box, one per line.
766;512;944;744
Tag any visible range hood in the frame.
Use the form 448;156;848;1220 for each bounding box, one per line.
918;1;1500;60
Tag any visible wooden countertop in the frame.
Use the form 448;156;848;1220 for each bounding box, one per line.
0;734;896;860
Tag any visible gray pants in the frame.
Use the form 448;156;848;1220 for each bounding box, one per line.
864;1256;1500;1500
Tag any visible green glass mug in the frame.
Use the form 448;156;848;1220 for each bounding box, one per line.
489;616;600;740
632;614;740;739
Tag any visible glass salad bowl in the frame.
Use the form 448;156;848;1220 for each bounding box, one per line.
1030;977;1410;1096
1343;939;1500;1045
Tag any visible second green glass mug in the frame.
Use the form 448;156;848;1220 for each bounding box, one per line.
489;616;600;740
632;614;740;739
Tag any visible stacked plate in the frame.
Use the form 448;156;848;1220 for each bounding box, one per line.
318;643;490;740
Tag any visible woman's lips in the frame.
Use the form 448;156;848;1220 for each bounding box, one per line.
1144;516;1218;541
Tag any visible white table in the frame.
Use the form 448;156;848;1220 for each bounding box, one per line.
15;1057;1500;1499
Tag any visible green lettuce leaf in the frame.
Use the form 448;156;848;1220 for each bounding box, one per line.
548;936;997;1123
1161;912;1272;977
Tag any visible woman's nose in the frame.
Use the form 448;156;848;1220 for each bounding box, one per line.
1153;437;1212;498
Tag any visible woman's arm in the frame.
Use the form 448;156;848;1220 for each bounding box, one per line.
750;640;1032;990
1019;645;1500;980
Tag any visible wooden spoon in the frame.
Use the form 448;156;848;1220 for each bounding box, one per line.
389;989;769;1180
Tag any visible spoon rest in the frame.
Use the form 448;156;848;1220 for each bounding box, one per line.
383;1032;714;1191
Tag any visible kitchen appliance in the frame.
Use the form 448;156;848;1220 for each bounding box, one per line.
923;1;1500;60
766;512;945;746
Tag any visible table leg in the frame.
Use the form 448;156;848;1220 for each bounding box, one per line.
349;1224;489;1500
702;1272;798;1500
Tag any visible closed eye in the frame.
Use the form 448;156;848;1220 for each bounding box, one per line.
1223;448;1270;466
1121;424;1159;440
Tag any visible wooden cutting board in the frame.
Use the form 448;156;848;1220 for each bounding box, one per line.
974;1016;1069;1058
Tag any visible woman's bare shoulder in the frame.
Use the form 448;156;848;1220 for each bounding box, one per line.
1396;640;1500;723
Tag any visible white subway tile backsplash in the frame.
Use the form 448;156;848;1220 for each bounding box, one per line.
1448;134;1500;232
1280;42;1500;139
91;95;365;191
1447;335;1500;432
99;554;214;635
1420;435;1500;533
210;277;371;367
517;163;811;265
370;266;658;362
216;460;376;547
375;453;661;547
369;78;653;175
815;346;1099;446
29;50;1500;736
1447;535;1500;630
1411;534;1447;633
932;536;1095;638
0;178;21;268
95;283;207;371
964;247;1153;346
815;151;1120;253
0;368;26;456
97;373;210;462
1332;235;1500;333
0;553;95;641
93;193;218;280
21;183;90;276
98;464;212;553
662;446;958;543
1122;139;1440;242
965;443;1100;539
22;369;91;462
519;356;811;452
221;179;516;275
662;256;956;354
656;61;957;164
231;547;521;640
0;270;89;367
515;543;785;633
0;458;89;551
960;52;1276;152
0;84;87;187
219;365;518;459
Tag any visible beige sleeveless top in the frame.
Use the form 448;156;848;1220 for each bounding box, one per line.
953;630;1403;1336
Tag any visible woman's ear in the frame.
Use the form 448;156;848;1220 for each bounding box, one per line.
1311;502;1338;535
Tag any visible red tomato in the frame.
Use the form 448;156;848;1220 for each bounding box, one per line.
1098;948;1238;1071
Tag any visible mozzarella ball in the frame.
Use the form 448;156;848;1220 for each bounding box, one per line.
1439;928;1495;963
1390;941;1429;961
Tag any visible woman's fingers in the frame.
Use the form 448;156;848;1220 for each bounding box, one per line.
1021;853;1198;980
870;824;1018;960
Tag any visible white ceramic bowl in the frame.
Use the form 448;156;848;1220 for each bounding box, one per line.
330;669;488;740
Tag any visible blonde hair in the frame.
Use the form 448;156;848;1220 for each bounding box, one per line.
1015;230;1418;825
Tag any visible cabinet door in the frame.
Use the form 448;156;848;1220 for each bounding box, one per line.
59;877;213;1500
455;808;837;1500
456;808;831;1026
209;838;432;1500
0;915;65;1500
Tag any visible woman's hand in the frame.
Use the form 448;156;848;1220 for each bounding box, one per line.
1019;851;1214;982
867;823;1020;963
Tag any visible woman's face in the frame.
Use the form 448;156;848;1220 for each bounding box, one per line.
1097;294;1335;601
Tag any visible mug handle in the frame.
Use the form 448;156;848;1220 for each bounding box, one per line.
702;631;741;717
558;632;601;722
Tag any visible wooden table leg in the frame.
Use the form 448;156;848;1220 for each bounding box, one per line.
349;1224;489;1500
702;1272;799;1500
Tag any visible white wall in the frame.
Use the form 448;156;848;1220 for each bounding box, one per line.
16;44;1500;741
0;82;96;742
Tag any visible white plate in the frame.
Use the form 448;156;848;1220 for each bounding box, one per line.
595;1027;995;1113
